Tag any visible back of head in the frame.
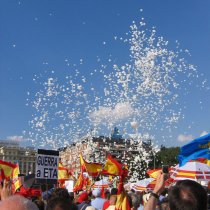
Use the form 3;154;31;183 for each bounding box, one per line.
168;180;207;210
0;195;38;210
46;197;77;210
110;188;118;195
33;199;45;210
159;199;169;210
50;188;70;202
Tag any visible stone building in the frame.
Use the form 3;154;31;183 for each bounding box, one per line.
59;128;152;175
59;141;88;174
0;140;36;175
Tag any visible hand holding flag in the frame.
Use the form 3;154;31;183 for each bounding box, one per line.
0;179;12;201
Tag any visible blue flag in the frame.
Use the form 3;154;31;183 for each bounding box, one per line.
178;133;210;166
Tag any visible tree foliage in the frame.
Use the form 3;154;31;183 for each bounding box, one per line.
154;146;180;168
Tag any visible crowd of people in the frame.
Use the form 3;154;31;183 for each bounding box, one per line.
0;173;209;210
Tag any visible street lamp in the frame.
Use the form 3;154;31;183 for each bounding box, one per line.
153;152;156;169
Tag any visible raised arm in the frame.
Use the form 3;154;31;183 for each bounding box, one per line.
143;172;167;210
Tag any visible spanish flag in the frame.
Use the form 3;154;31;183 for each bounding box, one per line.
80;155;103;177
0;160;17;180
58;162;71;188
58;162;70;181
12;164;21;191
13;177;22;192
102;155;128;177
83;176;92;190
115;176;131;210
73;173;84;192
147;168;162;179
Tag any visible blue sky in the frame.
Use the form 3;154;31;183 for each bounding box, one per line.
0;0;210;148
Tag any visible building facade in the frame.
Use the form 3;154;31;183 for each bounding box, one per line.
59;131;152;176
0;140;36;175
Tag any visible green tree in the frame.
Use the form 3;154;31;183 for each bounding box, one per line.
154;146;180;168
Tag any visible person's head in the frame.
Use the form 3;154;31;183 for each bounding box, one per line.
110;188;118;195
49;188;70;202
159;198;169;210
168;180;207;210
0;195;39;210
130;189;135;193
33;199;45;210
46;197;77;210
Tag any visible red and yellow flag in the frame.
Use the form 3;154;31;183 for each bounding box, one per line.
73;173;84;192
115;176;131;210
58;162;71;188
147;168;162;179
102;155;128;177
58;162;70;181
80;155;103;177
12;164;21;191
0;160;17;180
13;177;22;192
83;176;92;190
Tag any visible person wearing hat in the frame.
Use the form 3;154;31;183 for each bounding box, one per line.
77;191;90;210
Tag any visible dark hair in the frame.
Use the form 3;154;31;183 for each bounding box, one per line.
49;188;71;202
168;180;207;210
159;198;169;210
105;191;111;200
46;198;77;210
129;193;140;210
111;188;118;195
160;189;168;196
69;192;75;202
130;189;135;193
33;199;45;210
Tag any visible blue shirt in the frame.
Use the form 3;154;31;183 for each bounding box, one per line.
91;197;107;210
